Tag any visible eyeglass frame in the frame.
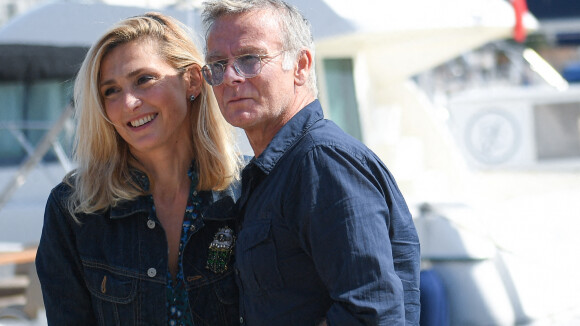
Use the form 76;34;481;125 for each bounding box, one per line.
201;50;287;86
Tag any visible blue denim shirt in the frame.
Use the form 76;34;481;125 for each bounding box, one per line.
36;168;240;325
235;100;421;326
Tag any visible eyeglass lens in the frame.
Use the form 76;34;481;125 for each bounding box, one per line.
202;55;263;86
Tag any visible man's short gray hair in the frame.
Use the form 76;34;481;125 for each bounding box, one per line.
202;0;317;97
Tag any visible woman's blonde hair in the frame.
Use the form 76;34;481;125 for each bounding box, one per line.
66;12;240;217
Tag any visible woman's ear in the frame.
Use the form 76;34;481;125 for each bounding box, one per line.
294;49;313;87
185;65;203;96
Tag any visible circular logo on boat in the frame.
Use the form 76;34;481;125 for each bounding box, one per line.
465;109;520;164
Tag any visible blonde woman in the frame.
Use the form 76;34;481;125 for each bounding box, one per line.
36;13;241;325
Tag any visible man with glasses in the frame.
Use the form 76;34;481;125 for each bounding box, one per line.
201;1;420;325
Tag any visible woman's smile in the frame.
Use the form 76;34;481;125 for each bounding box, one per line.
129;113;158;128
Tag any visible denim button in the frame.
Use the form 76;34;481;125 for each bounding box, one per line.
147;268;157;277
147;220;156;229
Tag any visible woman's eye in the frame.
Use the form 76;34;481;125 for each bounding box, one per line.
137;75;154;85
102;87;118;97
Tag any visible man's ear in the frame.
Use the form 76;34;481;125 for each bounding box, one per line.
185;65;203;95
294;49;313;87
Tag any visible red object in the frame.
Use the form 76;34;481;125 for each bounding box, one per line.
512;0;529;43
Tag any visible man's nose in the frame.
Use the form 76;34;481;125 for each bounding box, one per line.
222;63;245;86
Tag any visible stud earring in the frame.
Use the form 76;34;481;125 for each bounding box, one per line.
189;94;196;102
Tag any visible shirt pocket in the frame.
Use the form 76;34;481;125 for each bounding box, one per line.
236;220;284;296
82;261;138;326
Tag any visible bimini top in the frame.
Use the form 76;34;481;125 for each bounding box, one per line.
0;2;197;81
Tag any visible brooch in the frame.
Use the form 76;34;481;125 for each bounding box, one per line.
206;226;235;274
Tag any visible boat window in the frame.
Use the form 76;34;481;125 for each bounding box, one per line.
534;102;580;160
322;58;362;141
0;80;73;166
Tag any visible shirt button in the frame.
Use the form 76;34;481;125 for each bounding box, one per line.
147;268;157;277
147;220;156;229
239;316;244;324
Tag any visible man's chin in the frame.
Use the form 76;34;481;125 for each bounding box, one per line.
220;102;260;128
224;113;256;130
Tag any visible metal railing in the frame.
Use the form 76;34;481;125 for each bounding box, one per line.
0;104;74;212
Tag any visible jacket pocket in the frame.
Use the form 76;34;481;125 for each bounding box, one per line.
188;272;240;326
82;260;138;326
236;220;284;296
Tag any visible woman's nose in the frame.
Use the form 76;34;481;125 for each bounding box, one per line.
124;92;142;111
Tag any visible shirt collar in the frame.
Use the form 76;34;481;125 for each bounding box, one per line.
252;99;323;175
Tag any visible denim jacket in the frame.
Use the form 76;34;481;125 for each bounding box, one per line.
36;172;240;326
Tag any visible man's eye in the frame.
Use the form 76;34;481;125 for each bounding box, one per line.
238;55;260;65
210;60;227;69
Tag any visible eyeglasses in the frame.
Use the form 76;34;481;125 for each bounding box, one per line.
201;51;286;86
